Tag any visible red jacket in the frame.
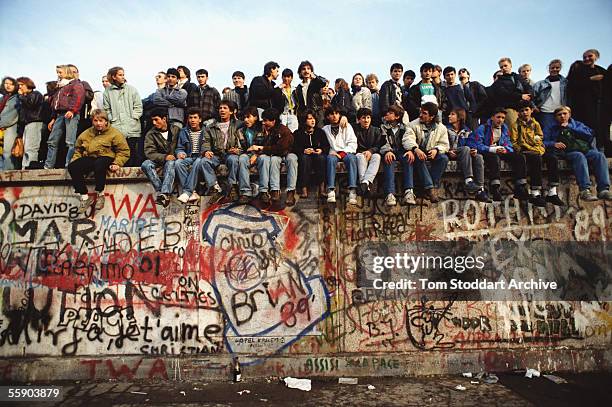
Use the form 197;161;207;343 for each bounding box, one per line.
51;79;85;116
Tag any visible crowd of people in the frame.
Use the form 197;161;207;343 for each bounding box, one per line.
0;49;610;213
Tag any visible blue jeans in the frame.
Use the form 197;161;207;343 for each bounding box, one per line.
45;113;80;168
141;159;176;194
413;152;449;189
1;125;18;170
238;154;254;194
326;153;357;191
201;154;239;188
269;153;298;191
257;154;271;193
383;150;413;194
175;156;201;194
557;149;610;191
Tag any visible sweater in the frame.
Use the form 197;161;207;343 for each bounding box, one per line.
322;123;357;154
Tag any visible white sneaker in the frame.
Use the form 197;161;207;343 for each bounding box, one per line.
385;193;397;206
403;190;416;205
177;193;190;203
250;182;259;197
187;192;200;202
348;190;358;205
327;190;336;203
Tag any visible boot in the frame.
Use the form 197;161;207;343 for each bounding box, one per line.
286;190;296;206
271;190;281;202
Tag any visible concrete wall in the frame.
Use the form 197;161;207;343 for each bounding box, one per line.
0;168;610;381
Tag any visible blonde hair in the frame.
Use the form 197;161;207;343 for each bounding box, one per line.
518;64;531;73
365;73;379;83
91;109;109;122
553;106;571;115
498;57;512;66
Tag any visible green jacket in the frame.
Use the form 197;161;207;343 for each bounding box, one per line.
144;124;181;166
202;119;243;156
103;83;143;138
72;125;130;166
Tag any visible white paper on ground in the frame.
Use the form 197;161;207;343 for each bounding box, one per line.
284;377;312;391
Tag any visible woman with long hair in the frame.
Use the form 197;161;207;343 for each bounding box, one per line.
351;73;372;111
332;78;356;123
0;77;20;170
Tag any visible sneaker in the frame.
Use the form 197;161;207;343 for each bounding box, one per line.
514;184;530;201
403;190;416;205
475;190;492;203
491;186;503;202
425;188;439;203
286;190;296;206
239;194;251;205
579;189;598;201
177;192;190;203
187;192;200;202
545;194;565;206
348;190;358;205
597;189;612;201
155;193;166;205
95;193;105;210
529;195;547;208
465;181;480;194
259;191;271;204
327;190;336;203
78;196;94;214
385;193;397;206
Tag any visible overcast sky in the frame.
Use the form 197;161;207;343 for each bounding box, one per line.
1;0;611;96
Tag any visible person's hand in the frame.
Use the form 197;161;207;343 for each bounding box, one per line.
177;152;186;159
48;119;55;131
385;151;396;164
204;151;214;158
496;147;507;154
165;154;175;161
249;154;257;165
405;150;415;164
109;164;119;172
339;116;348;128
363;150;372;161
554;142;566;150
470;148;477;157
64;111;74;119
315;148;322;155
560;122;569;128
305;148;314;155
448;150;457;159
590;74;604;81
427;149;438;160
521;94;531;101
228;147;240;155
414;148;427;161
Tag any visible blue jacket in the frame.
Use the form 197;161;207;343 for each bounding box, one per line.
544;118;593;149
446;125;472;149
175;126;205;157
470;119;514;154
533;76;567;109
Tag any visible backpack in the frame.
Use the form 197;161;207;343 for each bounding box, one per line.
557;128;590;154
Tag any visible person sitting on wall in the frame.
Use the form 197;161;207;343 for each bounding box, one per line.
141;108;181;207
354;107;383;196
237;106;265;204
509;102;564;207
67;109;130;214
175;108;206;203
293;108;330;199
470;107;530;202
544;105;612;201
199;100;244;202
380;105;413;206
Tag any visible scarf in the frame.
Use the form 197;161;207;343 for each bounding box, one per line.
351;85;362;96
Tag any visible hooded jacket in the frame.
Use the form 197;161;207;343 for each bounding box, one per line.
103;83;143;138
404;118;450;153
509;117;545;155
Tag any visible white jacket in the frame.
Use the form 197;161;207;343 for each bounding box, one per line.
322;124;358;154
